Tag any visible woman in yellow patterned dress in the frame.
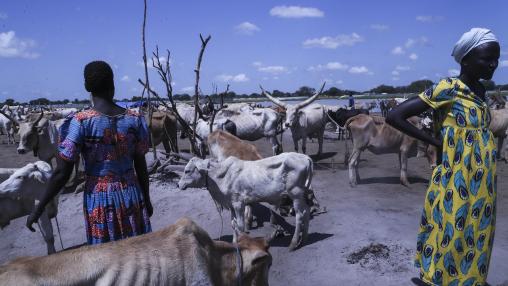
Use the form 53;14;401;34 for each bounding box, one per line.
386;28;500;286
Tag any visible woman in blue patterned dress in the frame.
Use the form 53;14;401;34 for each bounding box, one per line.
27;61;152;244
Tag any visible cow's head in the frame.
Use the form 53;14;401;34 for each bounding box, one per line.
178;158;212;190
0;161;52;228
261;83;325;129
17;111;45;155
236;234;272;286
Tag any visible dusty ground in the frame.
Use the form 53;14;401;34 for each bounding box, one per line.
0;126;507;286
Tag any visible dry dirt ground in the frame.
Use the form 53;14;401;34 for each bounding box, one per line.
0;128;507;286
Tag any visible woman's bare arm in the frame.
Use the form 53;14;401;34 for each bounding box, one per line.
385;96;442;148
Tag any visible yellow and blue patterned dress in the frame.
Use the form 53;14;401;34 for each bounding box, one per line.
415;78;497;286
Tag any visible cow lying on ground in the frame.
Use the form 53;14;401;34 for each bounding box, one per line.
178;153;313;250
345;114;436;187
0;217;272;286
0;161;59;254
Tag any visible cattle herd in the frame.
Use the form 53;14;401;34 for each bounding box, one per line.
1;91;508;285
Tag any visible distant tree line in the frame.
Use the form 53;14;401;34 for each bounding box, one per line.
3;79;508;107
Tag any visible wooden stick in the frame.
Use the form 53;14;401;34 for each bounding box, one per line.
192;34;211;158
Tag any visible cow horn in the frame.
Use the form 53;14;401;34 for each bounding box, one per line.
0;110;19;127
32;109;44;127
260;85;287;109
294;82;326;110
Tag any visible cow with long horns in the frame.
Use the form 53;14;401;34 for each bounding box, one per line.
262;83;327;155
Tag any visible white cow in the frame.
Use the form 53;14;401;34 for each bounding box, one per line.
262;84;327;155
0;110;18;144
178;152;313;250
0;161;58;254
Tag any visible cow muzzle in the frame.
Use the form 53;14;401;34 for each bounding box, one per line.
17;148;26;155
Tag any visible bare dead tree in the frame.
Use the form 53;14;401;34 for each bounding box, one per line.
209;84;229;133
149;46;201;152
141;0;158;161
192;34;211;158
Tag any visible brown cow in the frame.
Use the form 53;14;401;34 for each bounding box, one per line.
145;110;179;154
345;114;436;187
0;217;272;286
488;108;508;160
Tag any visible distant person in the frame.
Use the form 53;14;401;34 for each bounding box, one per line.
348;93;355;109
27;61;153;244
379;100;387;117
386;28;500;286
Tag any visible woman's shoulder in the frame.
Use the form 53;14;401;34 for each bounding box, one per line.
73;109;101;122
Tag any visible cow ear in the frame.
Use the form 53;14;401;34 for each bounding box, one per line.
243;249;270;270
298;111;307;128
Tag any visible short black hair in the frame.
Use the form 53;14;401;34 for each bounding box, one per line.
84;61;114;93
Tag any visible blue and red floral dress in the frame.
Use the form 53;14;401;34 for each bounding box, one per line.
58;109;152;245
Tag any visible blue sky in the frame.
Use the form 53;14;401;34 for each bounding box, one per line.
1;0;508;102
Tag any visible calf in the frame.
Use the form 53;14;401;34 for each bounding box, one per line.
0;161;58;254
0;217;272;286
178;153;313;250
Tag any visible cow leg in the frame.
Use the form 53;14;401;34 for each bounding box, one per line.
497;136;505;161
38;210;56;254
269;136;281;155
244;204;253;230
317;131;324;155
292;135;299;153
348;149;361;187
399;150;410;186
289;195;307;251
231;201;245;243
162;139;171;158
301;137;307;154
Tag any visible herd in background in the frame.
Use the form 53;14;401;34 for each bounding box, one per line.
2;89;508;285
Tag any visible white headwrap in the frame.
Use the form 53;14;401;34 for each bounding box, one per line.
451;28;498;64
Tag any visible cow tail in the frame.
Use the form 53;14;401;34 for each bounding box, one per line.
343;117;357;165
305;157;313;190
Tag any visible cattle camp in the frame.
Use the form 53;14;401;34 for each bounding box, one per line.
1;1;508;286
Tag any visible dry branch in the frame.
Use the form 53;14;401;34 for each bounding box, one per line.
192;34;211;158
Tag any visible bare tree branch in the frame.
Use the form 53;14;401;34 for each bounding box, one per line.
192;34;211;158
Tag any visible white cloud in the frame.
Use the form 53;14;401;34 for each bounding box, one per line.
0;12;7;20
409;53;418;60
252;61;262;67
303;33;363;49
392;77;400;81
392;70;400;76
448;69;460;77
405;37;429;48
396;65;411;71
500;60;508;67
308;62;349;71
181;86;194;93
121;75;130;82
392;46;405;55
336;80;343;85
0;31;39;59
270;6;324;18
235;22;260;35
348;66;370;74
370;24;388;31
258;65;288;74
416;15;444;23
216;73;250;83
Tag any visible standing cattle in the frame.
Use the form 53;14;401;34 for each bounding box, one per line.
145;110;179;155
178;152;313;250
0;217;272;286
0;161;58;254
262;83;327;155
346;114;436;187
488;108;508;160
213;108;283;155
0;109;19;144
17;112;62;163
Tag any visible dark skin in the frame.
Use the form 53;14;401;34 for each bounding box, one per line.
386;41;500;155
26;87;153;232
